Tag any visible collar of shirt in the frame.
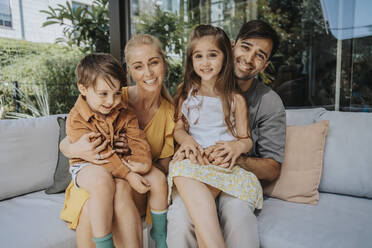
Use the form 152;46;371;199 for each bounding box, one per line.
74;94;127;123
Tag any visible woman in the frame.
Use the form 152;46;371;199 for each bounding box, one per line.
60;34;175;248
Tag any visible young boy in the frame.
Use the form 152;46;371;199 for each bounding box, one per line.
65;53;166;248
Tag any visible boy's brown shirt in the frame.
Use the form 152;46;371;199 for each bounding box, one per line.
66;95;152;179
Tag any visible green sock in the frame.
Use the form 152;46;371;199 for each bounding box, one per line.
150;210;168;248
92;233;114;248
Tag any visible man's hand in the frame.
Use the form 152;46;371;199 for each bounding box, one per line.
122;159;150;174
205;140;248;169
125;172;151;194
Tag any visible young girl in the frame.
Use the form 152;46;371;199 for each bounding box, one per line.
168;24;263;248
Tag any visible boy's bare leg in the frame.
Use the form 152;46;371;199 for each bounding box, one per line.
173;176;226;248
112;178;143;248
76;165;115;238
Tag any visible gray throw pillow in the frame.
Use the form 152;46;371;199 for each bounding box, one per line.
45;117;71;194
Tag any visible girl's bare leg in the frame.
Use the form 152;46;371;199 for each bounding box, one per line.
76;165;115;238
112;178;143;248
173;176;226;248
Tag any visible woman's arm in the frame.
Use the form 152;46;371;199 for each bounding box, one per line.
59;133;114;164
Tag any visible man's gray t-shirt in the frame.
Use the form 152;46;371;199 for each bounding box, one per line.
243;79;286;164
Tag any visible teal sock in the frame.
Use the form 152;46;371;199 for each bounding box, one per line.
92;233;114;248
150;210;168;248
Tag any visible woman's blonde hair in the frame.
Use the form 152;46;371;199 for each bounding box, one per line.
124;34;173;104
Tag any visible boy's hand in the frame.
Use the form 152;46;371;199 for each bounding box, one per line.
122;159;149;174
125;172;150;194
114;132;130;156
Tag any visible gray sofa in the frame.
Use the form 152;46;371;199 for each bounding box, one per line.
1;109;371;248
258;108;372;248
0;115;154;248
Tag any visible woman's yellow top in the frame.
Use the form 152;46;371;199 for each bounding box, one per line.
60;86;175;229
121;86;175;161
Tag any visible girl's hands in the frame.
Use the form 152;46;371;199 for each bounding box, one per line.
173;136;205;165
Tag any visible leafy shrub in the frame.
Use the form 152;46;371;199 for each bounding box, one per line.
1;38;84;115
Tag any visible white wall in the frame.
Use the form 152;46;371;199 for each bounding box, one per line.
0;0;93;43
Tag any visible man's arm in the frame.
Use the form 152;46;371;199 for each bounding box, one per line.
238;90;286;182
236;156;280;181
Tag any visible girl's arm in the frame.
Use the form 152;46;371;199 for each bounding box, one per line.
206;94;253;168
173;117;204;165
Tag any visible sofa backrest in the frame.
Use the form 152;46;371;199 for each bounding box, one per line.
286;108;372;199
0;115;60;200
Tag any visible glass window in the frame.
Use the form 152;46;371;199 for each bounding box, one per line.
1;0;104;119
0;0;12;28
129;0;372;112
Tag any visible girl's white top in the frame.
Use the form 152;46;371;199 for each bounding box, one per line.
181;90;235;148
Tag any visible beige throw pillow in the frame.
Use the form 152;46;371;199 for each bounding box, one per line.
263;120;329;204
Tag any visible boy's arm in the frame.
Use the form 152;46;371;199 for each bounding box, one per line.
122;111;152;174
66;114;131;179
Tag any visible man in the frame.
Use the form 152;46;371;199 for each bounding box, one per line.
167;20;286;248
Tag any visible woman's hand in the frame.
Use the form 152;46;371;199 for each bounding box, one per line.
173;136;204;165
60;132;114;164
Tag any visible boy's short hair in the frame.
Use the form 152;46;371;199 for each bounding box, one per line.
235;20;280;60
75;53;126;89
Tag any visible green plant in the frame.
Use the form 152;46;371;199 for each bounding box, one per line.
41;0;110;53
134;5;188;93
1;38;83;115
5;85;50;119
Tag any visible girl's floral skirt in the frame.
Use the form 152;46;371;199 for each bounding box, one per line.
168;159;263;209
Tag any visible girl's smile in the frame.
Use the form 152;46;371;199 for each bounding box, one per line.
192;35;224;85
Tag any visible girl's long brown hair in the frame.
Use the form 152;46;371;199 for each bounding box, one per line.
173;24;239;136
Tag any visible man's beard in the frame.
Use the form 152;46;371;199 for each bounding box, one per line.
235;69;256;81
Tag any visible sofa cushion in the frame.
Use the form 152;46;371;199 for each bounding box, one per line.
0;191;76;248
285;108;326;125
46;117;71;194
316;111;372;198
0;116;59;200
258;193;372;248
263;120;329;204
